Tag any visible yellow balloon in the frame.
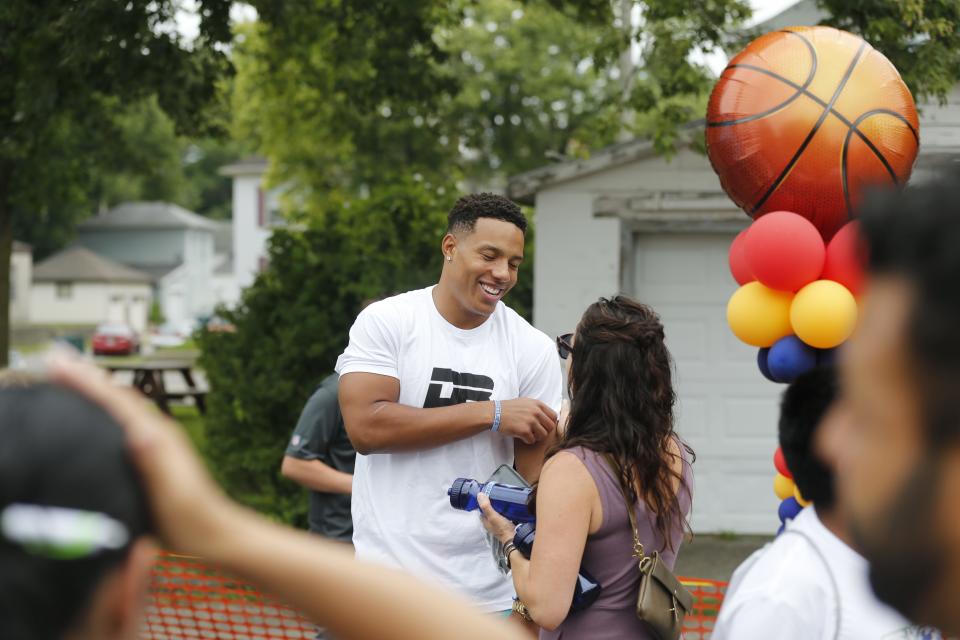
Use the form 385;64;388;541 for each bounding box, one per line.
794;486;811;507
790;280;858;349
773;473;795;501
727;282;794;347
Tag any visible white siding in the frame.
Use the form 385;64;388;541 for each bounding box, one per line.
532;191;621;341
10;250;31;325
30;282;152;328
232;175;274;289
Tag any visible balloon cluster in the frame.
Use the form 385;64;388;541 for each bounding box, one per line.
727;212;862;382
726;211;864;527
772;446;806;533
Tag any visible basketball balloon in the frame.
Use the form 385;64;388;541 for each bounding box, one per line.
707;26;919;240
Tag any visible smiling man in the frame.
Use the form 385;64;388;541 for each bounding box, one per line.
336;193;562;613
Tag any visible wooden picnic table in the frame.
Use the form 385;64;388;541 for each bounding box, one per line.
103;360;207;415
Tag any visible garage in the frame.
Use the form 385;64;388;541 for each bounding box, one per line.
628;231;781;533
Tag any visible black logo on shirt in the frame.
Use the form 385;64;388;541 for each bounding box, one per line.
423;367;494;407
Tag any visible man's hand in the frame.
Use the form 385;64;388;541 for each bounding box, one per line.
497;398;557;444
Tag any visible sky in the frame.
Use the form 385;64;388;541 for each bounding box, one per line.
175;0;802;45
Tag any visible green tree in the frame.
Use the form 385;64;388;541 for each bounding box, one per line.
182;137;251;220
90;97;192;217
820;0;960;104
0;0;232;362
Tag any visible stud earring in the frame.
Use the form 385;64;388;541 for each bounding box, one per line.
446;255;452;262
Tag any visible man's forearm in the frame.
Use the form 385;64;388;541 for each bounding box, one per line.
345;400;495;454
281;456;353;494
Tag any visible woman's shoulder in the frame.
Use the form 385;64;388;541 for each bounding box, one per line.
543;448;610;485
546;446;613;484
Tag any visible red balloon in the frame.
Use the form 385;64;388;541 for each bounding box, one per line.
822;221;865;295
774;447;792;479
729;228;754;285
744;211;825;292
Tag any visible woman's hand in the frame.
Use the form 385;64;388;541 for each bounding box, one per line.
477;493;517;545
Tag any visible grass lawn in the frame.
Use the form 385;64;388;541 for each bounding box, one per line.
157;338;199;352
170;404;206;451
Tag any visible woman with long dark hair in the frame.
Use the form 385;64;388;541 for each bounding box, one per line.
479;296;694;638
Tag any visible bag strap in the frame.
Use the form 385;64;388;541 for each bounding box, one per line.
603;453;647;565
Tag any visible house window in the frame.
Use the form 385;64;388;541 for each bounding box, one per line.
56;282;72;299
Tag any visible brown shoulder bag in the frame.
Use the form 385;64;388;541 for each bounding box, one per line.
605;454;693;640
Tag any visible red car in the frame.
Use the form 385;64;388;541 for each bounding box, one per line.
92;323;140;356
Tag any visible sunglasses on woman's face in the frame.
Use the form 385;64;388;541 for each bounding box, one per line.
556;333;574;360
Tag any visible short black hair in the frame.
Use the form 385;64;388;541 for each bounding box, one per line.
447;192;527;235
0;384;152;639
860;171;960;445
778;367;838;509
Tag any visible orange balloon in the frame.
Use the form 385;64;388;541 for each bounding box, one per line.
706;26;919;240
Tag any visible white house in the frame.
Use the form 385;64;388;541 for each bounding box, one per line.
219;156;284;290
210;219;242;309
76;202;221;327
31;246;153;331
10;241;32;326
509;47;960;532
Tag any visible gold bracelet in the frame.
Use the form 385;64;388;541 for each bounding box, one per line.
512;598;533;622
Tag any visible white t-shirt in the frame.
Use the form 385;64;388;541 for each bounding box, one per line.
335;286;562;611
714;507;939;640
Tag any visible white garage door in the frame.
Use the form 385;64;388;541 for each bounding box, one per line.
631;232;782;534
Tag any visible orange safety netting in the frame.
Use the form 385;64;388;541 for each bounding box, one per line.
141;553;728;639
141;553;316;639
679;577;728;639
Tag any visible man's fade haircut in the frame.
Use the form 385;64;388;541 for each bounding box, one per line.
860;170;960;446
447;193;527;235
778;366;838;509
0;384;152;639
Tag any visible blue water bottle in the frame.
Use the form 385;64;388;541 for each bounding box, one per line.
447;478;534;523
514;523;602;613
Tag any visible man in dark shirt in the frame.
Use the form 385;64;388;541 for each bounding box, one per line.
281;374;355;543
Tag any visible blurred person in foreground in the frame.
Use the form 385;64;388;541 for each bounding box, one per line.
477;296;694;638
714;367;936;639
0;355;527;640
818;171;960;635
337;193;562;614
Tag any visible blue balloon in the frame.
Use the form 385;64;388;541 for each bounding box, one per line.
768;335;818;382
757;348;782;383
778;497;803;523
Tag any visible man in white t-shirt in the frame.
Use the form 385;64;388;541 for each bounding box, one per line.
714;368;939;640
336;193;562;613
